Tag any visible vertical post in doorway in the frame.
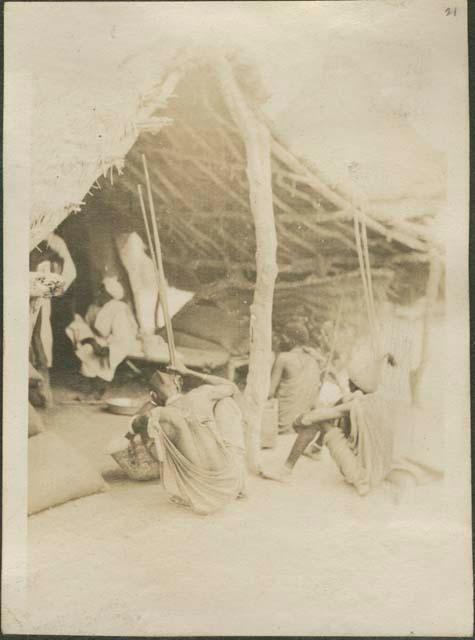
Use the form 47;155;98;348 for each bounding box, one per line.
217;57;278;473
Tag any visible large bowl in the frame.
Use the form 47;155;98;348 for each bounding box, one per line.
106;397;141;416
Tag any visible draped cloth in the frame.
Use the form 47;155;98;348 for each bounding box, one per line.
30;233;76;369
148;393;246;515
326;390;443;495
66;299;138;381
277;347;321;433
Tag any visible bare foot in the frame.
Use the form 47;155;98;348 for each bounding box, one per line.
303;446;323;461
260;464;292;483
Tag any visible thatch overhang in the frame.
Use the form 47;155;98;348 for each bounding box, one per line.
54;54;440;333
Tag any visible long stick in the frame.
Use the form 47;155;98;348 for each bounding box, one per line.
137;185;158;270
141;154;177;367
137;184;161;330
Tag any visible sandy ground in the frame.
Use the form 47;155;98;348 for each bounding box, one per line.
25;375;466;636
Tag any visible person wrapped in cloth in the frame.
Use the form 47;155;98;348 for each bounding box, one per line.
125;362;247;515
262;343;443;498
66;275;138;396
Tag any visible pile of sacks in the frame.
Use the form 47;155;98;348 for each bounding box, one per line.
28;365;106;516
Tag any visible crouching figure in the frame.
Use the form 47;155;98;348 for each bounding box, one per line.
127;364;247;515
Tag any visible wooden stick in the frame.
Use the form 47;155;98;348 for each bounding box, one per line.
137;185;158;270
159;146;250;209
268;135;430;253
141;154;177;368
137;184;161;330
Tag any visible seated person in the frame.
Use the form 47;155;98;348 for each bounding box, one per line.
66;276;138;395
303;364;346;461
262;345;440;499
126;362;247;515
269;321;322;434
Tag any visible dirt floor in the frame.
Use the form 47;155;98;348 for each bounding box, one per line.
26;374;464;636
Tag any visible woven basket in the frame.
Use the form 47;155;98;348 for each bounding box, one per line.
111;436;160;481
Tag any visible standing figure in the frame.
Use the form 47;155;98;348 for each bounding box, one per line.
269;321;322;434
29;232;77;405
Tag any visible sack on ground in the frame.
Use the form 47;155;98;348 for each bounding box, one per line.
28;431;107;515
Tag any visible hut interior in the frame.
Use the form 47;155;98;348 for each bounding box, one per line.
44;57;440;375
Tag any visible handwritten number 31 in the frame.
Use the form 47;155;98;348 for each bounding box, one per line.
445;7;457;16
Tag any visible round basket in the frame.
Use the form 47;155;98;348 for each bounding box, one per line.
110;437;160;481
106;398;142;416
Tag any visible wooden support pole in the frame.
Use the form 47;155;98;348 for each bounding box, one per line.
217;57;278;474
141;154;177;367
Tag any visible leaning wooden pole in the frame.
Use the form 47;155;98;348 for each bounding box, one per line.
216;57;278;473
137;184;161;331
141;155;178;368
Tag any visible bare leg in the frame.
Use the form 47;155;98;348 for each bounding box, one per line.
285;424;322;469
303;429;325;460
261;423;322;482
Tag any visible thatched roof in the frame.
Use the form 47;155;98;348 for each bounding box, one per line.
13;2;446;338
16;3;446;252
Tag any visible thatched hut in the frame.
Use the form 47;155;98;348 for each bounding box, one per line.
27;37;445;469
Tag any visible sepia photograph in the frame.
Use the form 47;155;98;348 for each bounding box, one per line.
2;0;472;636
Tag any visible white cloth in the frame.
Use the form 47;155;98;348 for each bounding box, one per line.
318;380;342;407
66;300;138;381
116;232;158;334
103;276;125;301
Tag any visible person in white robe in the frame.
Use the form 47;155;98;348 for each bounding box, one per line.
66;276;138;391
